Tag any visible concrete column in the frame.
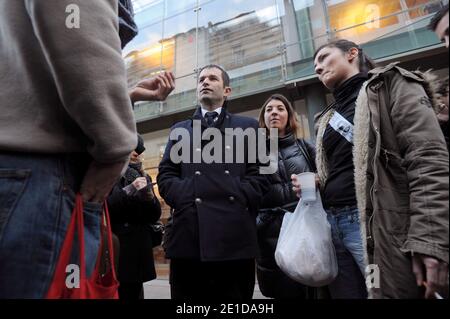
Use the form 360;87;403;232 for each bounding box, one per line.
303;82;328;140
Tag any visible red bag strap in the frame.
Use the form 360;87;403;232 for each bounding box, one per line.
103;201;117;279
77;195;86;286
92;201;117;279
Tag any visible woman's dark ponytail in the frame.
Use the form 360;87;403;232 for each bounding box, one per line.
357;47;376;73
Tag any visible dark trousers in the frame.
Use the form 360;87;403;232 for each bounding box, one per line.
170;259;255;300
118;282;144;300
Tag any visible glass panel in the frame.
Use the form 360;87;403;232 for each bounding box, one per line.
125;1;165;91
284;33;329;81
133;74;198;122
133;0;164;27
160;38;176;72
406;0;438;19
130;1;198;120
281;0;328;81
123;21;164;89
126;0;164;56
291;0;317;58
198;0;284;99
133;101;160;122
164;74;198;115
133;0;163;13
356;15;441;60
294;99;312;141
160;8;198;116
163;9;197;77
165;0;197;18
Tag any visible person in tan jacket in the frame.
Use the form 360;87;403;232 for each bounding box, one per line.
293;39;448;299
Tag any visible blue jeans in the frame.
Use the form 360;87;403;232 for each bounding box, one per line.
326;206;367;299
0;152;102;298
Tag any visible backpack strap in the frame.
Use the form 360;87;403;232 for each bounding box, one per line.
296;139;316;172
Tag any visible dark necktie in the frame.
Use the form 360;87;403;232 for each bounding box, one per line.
204;111;218;127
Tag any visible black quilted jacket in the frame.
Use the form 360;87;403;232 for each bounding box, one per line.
256;133;316;298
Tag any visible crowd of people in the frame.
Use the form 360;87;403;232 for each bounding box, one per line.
0;0;448;300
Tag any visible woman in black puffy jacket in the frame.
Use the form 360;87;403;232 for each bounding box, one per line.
256;94;317;299
107;135;162;300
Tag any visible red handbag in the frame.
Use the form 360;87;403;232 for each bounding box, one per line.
46;194;119;299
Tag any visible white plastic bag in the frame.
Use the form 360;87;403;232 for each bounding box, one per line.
275;191;338;287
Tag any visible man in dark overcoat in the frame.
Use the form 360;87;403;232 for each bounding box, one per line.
157;64;269;300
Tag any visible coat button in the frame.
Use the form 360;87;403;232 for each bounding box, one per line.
225;145;231;150
224;170;230;175
195;171;201;176
195;147;201;152
229;196;235;202
195;198;202;204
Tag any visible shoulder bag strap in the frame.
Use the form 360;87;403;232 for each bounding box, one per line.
296;139;316;172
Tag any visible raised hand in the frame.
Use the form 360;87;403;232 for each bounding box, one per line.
132;176;148;191
130;71;175;103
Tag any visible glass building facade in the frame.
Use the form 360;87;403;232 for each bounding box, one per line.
127;0;446;122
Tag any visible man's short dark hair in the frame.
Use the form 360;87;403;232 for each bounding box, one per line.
198;64;230;87
429;3;449;31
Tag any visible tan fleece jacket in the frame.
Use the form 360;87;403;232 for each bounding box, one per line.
0;0;136;163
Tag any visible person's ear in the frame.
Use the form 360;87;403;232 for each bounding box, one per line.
224;86;232;97
347;47;359;62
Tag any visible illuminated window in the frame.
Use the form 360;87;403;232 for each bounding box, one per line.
328;0;401;33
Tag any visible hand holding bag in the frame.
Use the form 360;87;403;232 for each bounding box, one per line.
46;194;119;299
275;192;338;287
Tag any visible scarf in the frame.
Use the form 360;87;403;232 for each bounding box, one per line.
118;0;138;49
